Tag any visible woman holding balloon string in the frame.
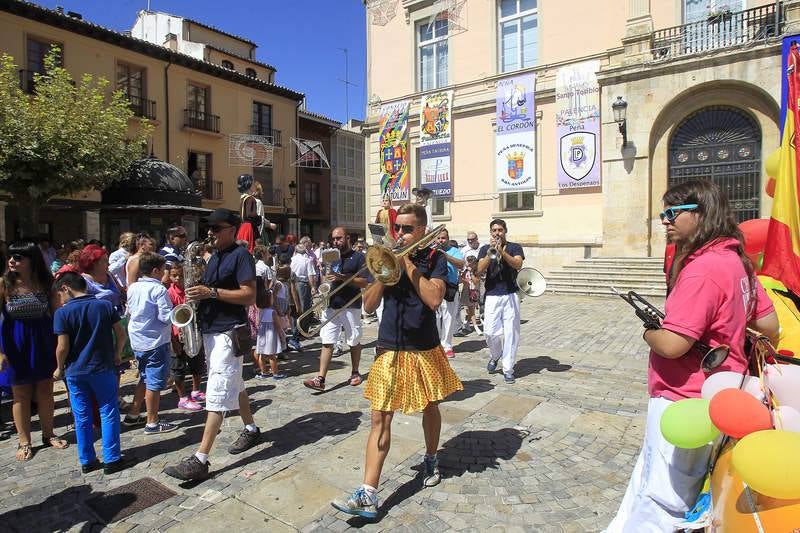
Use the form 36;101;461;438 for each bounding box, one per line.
606;180;779;533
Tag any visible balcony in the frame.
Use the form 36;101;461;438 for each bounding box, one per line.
250;124;282;146
184;109;220;133
204;180;223;201
651;3;785;61
126;94;156;120
260;187;283;207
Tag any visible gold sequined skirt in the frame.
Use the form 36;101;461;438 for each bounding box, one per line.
364;345;463;414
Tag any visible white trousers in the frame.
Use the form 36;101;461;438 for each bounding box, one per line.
605;397;713;533
436;297;458;351
483;293;520;374
203;332;245;413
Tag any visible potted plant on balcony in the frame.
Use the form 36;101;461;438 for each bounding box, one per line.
707;3;733;22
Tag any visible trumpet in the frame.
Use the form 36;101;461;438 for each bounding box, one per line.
610;286;731;372
297;224;446;337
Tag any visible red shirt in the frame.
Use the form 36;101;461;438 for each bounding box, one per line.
650;238;774;400
167;283;185;337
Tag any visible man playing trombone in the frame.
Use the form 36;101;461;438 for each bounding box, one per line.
331;203;462;519
303;227;368;392
476;218;524;384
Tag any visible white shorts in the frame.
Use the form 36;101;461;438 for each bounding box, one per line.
319;307;362;346
203;332;245;412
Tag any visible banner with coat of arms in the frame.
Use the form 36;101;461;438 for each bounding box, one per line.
555;61;601;194
419;90;453;198
495;73;536;193
379;100;411;201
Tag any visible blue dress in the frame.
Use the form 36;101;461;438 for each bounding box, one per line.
0;291;56;386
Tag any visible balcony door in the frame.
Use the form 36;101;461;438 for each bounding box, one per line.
683;0;745;53
668;106;761;223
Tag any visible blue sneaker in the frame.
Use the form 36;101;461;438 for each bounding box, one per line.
423;455;441;487
487;359;498;373
503;372;515;384
331;487;378;519
144;421;178;435
272;373;287;380
287;339;303;352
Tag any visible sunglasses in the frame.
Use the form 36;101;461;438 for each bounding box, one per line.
208;225;233;233
10;253;27;262
659;204;699;223
393;223;419;234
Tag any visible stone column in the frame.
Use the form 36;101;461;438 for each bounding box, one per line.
622;0;653;66
785;0;800;34
83;210;100;241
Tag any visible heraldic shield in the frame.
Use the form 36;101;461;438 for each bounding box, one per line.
560;131;596;181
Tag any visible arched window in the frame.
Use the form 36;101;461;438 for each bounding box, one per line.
221;60;234;70
245;68;257;78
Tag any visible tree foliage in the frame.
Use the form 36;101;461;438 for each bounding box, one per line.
0;48;153;235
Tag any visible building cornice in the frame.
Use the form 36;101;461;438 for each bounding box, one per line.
0;0;303;102
204;44;276;73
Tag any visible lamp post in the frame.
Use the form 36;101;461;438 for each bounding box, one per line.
612;96;628;147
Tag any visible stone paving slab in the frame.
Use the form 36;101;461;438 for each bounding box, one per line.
0;294;660;532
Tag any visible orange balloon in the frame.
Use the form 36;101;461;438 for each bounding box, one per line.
766;177;776;198
709;388;773;439
739;218;770;259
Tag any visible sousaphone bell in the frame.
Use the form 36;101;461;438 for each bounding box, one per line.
516;267;547;298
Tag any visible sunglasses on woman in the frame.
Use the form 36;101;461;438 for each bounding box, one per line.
393;223;419;234
9;253;28;262
659;204;699;223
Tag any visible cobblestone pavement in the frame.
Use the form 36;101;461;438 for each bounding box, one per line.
0;294;662;532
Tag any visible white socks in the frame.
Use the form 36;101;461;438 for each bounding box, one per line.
245;423;258;433
195;452;208;464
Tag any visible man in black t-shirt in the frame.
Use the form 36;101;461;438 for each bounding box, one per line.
476;218;525;385
331;204;463;520
164;208;260;482
303;227;368;392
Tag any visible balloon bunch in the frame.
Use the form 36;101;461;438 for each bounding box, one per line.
660;341;800;500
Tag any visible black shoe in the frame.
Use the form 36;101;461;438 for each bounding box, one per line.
122;414;146;427
81;460;100;474
228;428;261;455
103;456;134;475
164;455;210;481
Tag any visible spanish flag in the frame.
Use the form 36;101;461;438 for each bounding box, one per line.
762;42;800;296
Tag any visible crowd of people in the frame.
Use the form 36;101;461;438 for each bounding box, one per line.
1;176;765;530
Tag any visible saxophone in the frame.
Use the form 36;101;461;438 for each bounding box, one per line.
170;241;206;357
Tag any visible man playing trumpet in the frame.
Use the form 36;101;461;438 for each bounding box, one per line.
476;218;524;384
303;227;368;392
331;203;462;519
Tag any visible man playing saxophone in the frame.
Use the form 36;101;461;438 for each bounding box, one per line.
164;208;261;481
304;227;368;392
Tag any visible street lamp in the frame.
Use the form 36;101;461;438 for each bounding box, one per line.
612;96;628;147
288;179;297;199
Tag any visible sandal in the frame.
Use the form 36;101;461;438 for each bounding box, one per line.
42;435;69;449
16;443;33;462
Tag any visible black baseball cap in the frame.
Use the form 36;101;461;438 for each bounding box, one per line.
202;208;241;226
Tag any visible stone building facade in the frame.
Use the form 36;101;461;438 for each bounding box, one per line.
363;0;800;271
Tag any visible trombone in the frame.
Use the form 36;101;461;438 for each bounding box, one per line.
297;224;446;338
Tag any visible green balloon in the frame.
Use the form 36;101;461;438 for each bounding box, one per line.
660;398;720;449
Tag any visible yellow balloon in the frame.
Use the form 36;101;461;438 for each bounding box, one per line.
732;430;800;499
765;148;781;177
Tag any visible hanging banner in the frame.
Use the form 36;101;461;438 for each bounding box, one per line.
495;73;536;193
419;90;453;198
379;100;411;201
555;61;601;194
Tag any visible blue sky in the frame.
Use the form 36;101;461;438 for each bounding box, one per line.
32;0;367;123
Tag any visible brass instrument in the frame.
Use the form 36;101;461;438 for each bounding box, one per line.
487;247;499;261
170;241;206;357
312;248;341;320
297;224;446;337
610;286;730;371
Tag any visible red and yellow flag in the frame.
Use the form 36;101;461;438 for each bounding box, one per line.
762;43;800;295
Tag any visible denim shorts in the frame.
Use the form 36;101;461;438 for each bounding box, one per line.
134;343;172;391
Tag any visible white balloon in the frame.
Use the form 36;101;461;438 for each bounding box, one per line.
701;371;763;401
765;365;800;411
775;405;800;432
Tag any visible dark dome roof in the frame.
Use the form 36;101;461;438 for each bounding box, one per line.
103;156;202;207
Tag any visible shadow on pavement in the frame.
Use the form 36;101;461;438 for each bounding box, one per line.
438;428;525;476
453;339;486;353
515;356;571;379
211;410;363;477
444;378;495;403
0;484;108;532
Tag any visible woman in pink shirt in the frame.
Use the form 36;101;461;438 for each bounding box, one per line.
607;180;779;532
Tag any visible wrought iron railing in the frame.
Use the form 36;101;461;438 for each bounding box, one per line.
204;180;224;201
126;94;156;120
184;109;220;133
651;3;784;61
250;124;282;146
261;187;283;207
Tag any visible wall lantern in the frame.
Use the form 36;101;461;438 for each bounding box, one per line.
611;96;628;147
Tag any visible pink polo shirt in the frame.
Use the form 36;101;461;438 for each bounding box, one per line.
649;238;774;401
